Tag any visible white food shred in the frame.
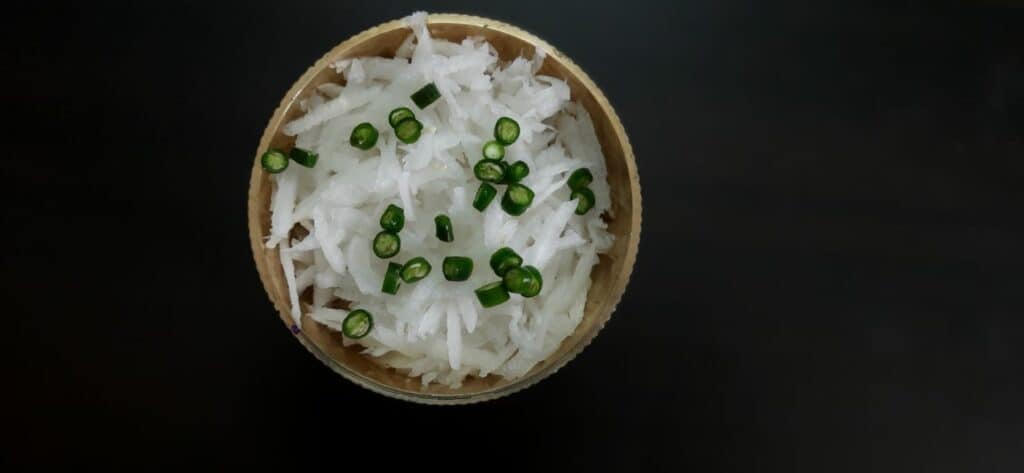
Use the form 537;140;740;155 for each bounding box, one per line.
267;11;614;388
279;239;301;328
267;171;298;248
283;85;382;136
446;304;462;370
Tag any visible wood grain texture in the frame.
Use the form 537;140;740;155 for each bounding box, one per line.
247;14;641;404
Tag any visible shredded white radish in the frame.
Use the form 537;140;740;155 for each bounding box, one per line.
279;239;301;327
265;11;613;388
283;85;382;136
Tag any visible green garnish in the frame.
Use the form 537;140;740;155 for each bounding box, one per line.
475;281;510;308
372;231;400;258
474;159;506;183
350;122;379;150
435;214;454;242
502;267;534;295
482;140;505;160
571;187;596;215
472;183;498;211
382;262;402;295
394;117;423;144
501;183;534;216
489;247;523;277
442;256;474;281
519;265;543;297
388;107;415;128
494;117;520;145
260;149;289;173
568;168;593;191
400;257;431;283
379;204;405;232
289;147;318;168
411;83;441;109
506;161;529;183
342;309;374;339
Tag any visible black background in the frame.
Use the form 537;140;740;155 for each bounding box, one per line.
5;1;1023;470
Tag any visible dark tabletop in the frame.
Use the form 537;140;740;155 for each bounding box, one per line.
5;1;1023;470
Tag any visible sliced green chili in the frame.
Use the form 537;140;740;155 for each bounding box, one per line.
472;182;498;211
342;309;373;339
507;161;529;183
382;262;402;295
475;281;510;308
394;117;423;144
260;149;289;173
350;122;379;150
571;187;596;215
489;247;523;277
410;83;441;109
568;168;593;191
501;183;535;216
474;159;506;183
502;267;535;295
400;257;431;283
434;214;454;242
482;140;505;160
442;256;474;281
372;231;400;258
520;265;543;298
494;117;520;145
388;107;415;128
379;204;405;232
288;147;318;168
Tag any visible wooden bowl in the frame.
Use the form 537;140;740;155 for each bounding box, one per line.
248;13;641;404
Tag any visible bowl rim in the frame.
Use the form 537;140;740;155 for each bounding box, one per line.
248;13;641;405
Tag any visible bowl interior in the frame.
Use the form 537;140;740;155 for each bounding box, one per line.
248;14;640;403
